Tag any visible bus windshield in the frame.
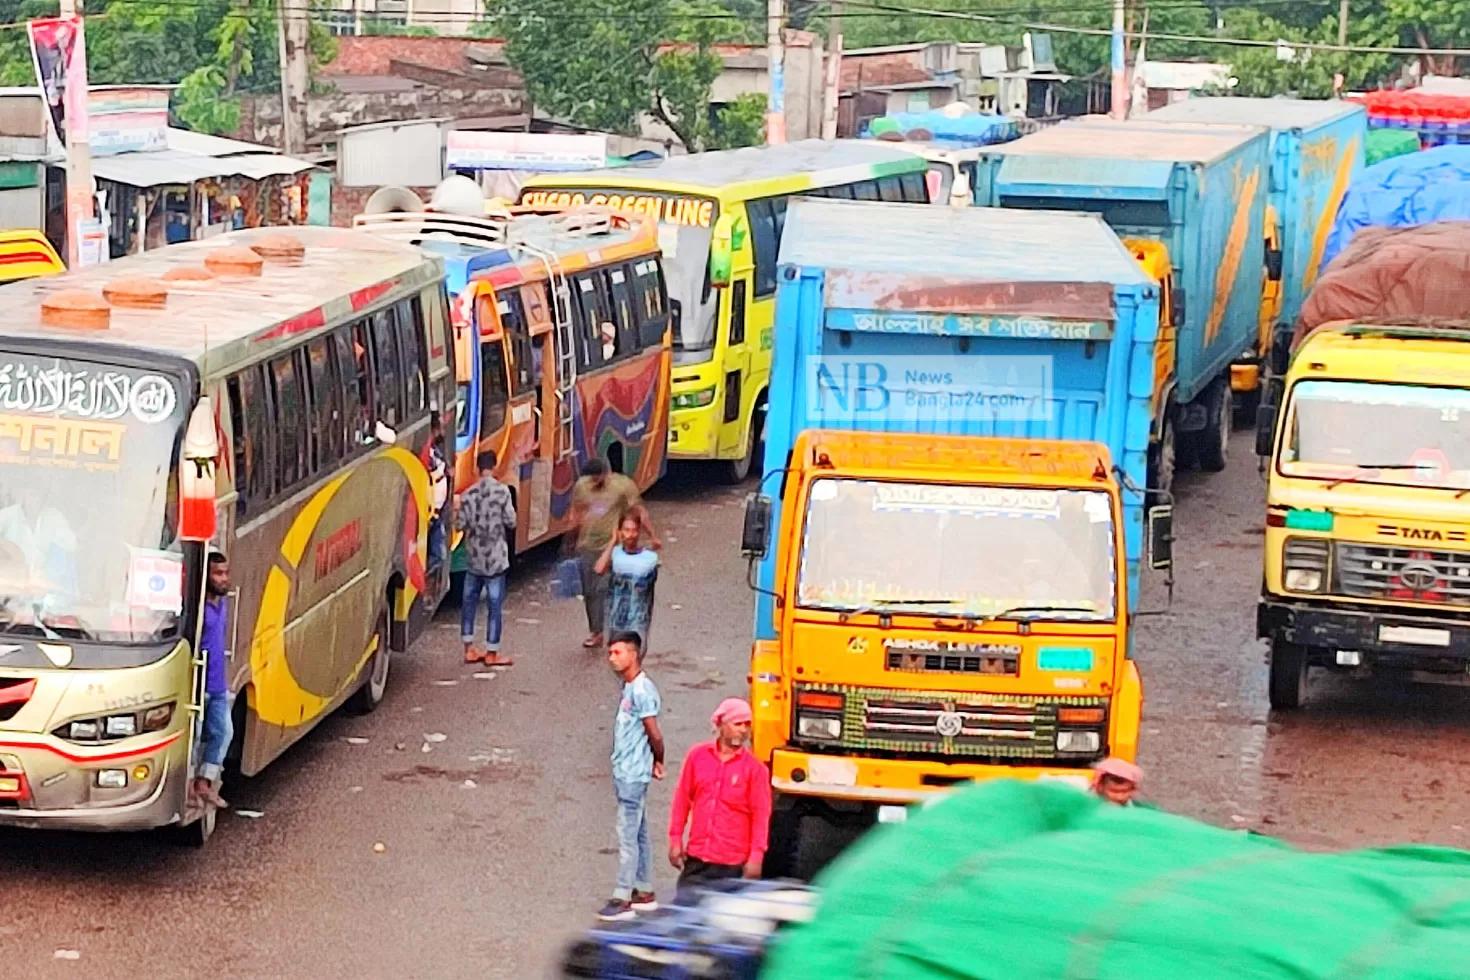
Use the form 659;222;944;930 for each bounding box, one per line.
518;187;718;364
0;351;186;643
796;479;1117;621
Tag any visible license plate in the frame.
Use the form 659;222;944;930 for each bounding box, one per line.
1380;625;1451;647
877;805;908;824
806;756;858;787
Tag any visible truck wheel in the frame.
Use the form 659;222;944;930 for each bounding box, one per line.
1268;639;1309;710
1234;384;1260;430
1197;381;1231;473
1148;415;1177;508
763;799;801;879
349;607;392;715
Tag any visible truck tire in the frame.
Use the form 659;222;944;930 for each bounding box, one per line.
1268;638;1309;710
1148;414;1177;508
763;799;801;879
1197;380;1231;473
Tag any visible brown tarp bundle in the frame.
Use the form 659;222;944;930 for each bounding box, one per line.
1295;221;1470;347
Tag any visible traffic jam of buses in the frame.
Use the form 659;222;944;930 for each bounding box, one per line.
7;95;1470;978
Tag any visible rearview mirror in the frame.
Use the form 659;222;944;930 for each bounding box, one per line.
741;493;773;558
1265;246;1284;282
1254;404;1277;458
709;212;746;289
1171;287;1186;328
1269;329;1292;377
1147;504;1174;571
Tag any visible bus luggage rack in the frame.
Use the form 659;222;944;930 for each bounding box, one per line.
352;206;625;251
562;880;815;980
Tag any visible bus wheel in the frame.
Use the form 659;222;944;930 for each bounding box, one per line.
720;412;762;485
349;608;392;715
171;802;216;848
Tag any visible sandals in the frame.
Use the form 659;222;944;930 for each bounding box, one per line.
481;653;515;668
465;648;485;664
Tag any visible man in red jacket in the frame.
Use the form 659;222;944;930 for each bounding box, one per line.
668;697;773;895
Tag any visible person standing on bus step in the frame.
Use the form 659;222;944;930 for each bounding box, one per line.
595;513;659;655
569;458;659;650
421;411;451;578
667;698;771;898
457;451;517;667
600;631;665;921
194;551;233;810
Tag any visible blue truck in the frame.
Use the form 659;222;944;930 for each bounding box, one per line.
973;119;1270;485
1146;97;1367;385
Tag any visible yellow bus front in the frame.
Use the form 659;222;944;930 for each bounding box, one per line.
0;353;197;830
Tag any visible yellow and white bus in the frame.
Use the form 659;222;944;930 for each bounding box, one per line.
520;140;931;482
0;227;451;844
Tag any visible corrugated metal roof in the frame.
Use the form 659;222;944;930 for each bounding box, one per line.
538;139;924;191
995;117;1266;164
165;127;274;157
0;227;436;366
778;198;1151;287
1147;96;1365;131
92;149;314;187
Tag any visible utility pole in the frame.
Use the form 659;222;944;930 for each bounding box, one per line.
57;0;94;267
1110;0;1128;120
277;0;310;155
766;0;786;144
820;0;842;140
1337;0;1348;47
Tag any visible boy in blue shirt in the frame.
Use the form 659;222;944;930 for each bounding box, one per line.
600;632;665;921
194;551;232;809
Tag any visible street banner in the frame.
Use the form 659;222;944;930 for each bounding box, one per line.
27;17;80;151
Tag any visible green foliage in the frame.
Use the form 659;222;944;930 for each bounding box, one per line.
711;91;766;148
1212;8;1394;99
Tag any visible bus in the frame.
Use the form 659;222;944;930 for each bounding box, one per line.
0;229;64;283
519;140;930;482
0;226;452;844
355;197;672;562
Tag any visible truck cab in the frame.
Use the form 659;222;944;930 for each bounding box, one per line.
1257;323;1470;707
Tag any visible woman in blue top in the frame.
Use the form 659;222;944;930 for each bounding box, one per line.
596;514;660;655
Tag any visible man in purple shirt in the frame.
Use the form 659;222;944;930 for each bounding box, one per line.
194;551;232;809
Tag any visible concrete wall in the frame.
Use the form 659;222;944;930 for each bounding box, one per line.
234;84;524;148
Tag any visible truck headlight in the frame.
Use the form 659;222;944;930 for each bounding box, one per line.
1056;730;1101;753
1283;537;1329;593
797;716;842;740
672;386;718;410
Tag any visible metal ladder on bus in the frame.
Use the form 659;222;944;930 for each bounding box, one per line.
511;238;578;461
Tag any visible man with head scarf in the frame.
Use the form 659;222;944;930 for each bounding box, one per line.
1091;757;1143;806
668;697;774;896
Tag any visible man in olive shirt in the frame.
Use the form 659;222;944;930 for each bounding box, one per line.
569;458;659;649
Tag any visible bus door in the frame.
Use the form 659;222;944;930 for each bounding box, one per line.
716;202;761;457
519;282;556;544
451;286;482;473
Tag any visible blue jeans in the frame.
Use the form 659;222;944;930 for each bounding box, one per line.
461;572;506;651
613;778;653;900
199;693;233;782
427;517;447;574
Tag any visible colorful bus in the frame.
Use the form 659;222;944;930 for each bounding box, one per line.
518;140;930;482
0;227;452;843
0;229;64;283
356;200;672;562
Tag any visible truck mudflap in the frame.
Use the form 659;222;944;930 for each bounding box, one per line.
1259;599;1470;666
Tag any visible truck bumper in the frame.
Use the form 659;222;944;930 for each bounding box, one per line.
769;748;1093;805
1258;598;1470;668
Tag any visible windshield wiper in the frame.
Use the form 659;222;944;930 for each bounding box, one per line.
1325;464;1428;490
990;604;1102;622
837;598;970;620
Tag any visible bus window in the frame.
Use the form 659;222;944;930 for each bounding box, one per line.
234;363;276;512
338;324;373;448
395;298;427;417
853;180;881;201
498;291;535;397
827;184;854;200
772;196;789;241
727;279;747;347
608;265;641;354
307;335;346;468
370;306;404;427
900;171;929;203
270;350;308;489
480;338;510;435
748;198;779;298
574;274;614;370
633;260;668;348
878;176;905;202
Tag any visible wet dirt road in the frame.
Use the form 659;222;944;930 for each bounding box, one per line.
8;439;1470;977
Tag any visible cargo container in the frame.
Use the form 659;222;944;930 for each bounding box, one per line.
973;119;1270;484
1147;97;1367;394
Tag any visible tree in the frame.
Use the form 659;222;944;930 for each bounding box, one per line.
491;0;748;150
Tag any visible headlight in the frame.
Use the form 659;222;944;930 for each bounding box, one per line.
797;715;842;740
1284;569;1323;592
1056;730;1101;753
95;769;128;789
68;720;100;740
104;714;137;738
672;386;717;410
142;703;175;732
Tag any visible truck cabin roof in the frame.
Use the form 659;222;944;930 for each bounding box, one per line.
795;430;1116;485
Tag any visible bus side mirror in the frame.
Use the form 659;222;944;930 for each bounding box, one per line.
709;212;746;289
1147;504;1174;571
1255;404;1277;458
741;493;773;558
1265;246;1284;282
179;396;218;543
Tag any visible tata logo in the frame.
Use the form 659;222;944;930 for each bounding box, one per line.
1377;524;1467;543
1399;562;1442;592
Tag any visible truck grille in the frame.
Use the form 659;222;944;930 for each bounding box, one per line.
1337;543;1470;606
794;683;1105;761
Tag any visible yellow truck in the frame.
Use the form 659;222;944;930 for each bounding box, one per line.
1256;321;1470;708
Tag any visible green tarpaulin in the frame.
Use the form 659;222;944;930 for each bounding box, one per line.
762;780;1470;979
1366;127;1423;167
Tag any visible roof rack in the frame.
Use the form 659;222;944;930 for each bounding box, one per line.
1339;319;1470;342
352;205;632;252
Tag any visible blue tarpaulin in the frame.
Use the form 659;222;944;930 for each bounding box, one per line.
1322;143;1470;272
862;111;1017;148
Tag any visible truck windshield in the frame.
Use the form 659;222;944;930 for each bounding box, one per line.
1281;380;1470;490
0;351;187;644
796;479;1117;621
